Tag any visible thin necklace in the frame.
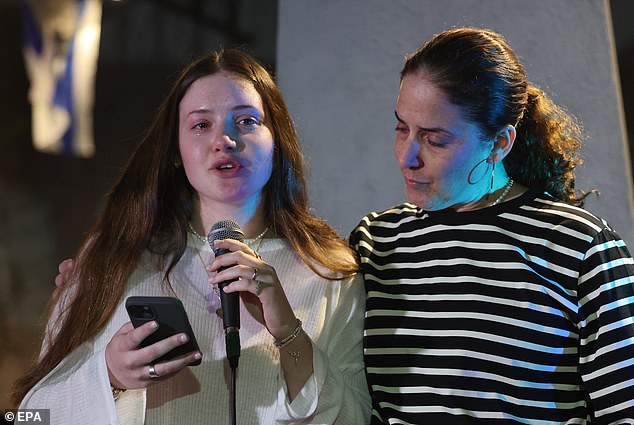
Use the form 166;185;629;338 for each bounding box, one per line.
187;222;269;247
186;228;211;275
188;222;208;244
187;222;269;304
244;226;269;246
490;178;514;206
188;234;222;309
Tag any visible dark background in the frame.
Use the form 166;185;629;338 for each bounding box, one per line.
0;0;632;408
0;0;278;407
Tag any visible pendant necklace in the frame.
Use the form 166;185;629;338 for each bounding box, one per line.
187;226;222;315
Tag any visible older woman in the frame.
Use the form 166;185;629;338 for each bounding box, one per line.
350;27;634;424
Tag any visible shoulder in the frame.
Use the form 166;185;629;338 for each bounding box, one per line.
348;203;419;249
504;190;632;256
520;191;618;238
351;203;419;232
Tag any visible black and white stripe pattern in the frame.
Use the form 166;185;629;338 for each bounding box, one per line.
350;189;634;424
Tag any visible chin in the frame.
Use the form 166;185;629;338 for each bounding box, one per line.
407;198;429;210
406;190;429;210
407;196;447;212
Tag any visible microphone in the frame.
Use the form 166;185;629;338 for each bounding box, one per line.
208;220;245;369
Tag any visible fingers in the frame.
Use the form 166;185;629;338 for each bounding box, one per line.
214;265;270;297
53;274;65;288
209;239;267;297
214;263;297;342
106;321;202;389
59;258;75;274
125;320;158;348
209;239;262;276
147;350;202;379
54;258;75;288
208;239;298;338
139;331;191;362
130;322;200;367
209;240;261;269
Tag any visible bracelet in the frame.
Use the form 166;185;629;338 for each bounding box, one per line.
111;385;126;401
274;319;303;349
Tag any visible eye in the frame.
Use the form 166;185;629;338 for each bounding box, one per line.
422;134;444;148
192;122;209;130
190;122;209;135
394;124;408;134
236;116;260;127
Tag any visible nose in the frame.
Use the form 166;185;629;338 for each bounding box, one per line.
396;138;421;169
213;134;237;152
212;121;238;152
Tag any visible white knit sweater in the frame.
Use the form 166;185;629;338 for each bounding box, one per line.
20;236;370;425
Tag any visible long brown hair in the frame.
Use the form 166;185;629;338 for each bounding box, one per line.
12;49;357;404
402;27;592;206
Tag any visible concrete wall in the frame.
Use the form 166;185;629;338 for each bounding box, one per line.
277;0;634;247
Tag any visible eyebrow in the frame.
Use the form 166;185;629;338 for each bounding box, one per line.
394;111;454;137
186;105;261;118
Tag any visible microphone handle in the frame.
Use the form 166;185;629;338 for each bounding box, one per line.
212;245;240;367
217;264;240;367
215;247;241;331
218;280;240;330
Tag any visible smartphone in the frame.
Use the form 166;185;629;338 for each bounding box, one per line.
125;296;201;365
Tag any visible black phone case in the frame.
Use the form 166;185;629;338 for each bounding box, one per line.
125;296;201;365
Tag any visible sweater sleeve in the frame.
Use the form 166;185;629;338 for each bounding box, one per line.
274;273;371;424
577;227;634;424
19;345;124;425
19;282;146;425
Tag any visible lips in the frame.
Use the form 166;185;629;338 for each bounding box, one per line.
211;158;242;175
403;174;429;186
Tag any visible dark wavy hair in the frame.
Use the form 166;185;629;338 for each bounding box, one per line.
13;48;357;404
402;27;593;205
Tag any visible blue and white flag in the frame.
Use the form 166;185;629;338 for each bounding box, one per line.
21;0;102;157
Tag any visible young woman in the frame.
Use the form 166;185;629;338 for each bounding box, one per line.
14;49;370;425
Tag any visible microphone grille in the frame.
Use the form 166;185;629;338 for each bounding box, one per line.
207;220;245;247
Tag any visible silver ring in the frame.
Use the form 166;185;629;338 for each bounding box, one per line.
255;280;263;296
148;364;159;379
251;267;258;280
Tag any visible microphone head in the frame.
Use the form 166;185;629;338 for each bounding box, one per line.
207;220;245;255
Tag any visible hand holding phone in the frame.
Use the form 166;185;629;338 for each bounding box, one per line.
125;296;201;365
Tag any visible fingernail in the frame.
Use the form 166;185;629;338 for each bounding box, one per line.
179;333;189;343
150;321;159;329
194;352;202;360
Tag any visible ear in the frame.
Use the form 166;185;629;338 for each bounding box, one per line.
490;124;516;163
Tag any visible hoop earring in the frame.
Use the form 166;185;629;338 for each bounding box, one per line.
467;158;491;185
490;161;495;190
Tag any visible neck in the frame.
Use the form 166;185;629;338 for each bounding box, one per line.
453;169;514;212
191;197;268;239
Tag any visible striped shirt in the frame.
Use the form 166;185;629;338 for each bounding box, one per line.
349;189;634;424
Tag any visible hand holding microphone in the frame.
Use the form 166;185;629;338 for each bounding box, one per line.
207;221;300;357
